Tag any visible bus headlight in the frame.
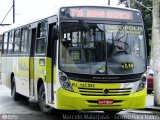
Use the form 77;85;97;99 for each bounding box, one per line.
136;77;146;92
59;72;73;92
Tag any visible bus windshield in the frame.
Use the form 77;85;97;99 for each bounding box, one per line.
59;22;146;75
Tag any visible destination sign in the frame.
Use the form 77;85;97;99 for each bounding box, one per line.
60;7;137;20
70;8;132;20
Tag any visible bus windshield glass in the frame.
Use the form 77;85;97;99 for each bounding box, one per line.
59;22;146;75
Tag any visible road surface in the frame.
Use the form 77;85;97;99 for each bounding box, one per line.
0;85;159;120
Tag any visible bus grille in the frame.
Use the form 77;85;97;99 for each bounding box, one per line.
78;87;131;96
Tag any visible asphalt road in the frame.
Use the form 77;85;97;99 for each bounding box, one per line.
0;85;159;120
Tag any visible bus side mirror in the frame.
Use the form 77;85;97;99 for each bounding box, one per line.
52;26;58;40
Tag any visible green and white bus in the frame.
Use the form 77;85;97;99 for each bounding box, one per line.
1;3;147;113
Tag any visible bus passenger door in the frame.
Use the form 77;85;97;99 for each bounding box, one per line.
47;17;58;103
29;26;37;97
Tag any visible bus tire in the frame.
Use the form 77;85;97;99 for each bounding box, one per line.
11;77;20;101
21;95;29;102
38;84;53;113
147;90;152;94
103;110;121;116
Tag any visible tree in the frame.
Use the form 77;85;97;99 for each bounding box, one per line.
151;0;160;106
118;0;131;7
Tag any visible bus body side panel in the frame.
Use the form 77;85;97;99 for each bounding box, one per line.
15;57;30;97
29;57;34;96
1;57;13;89
33;57;52;104
33;57;46;101
34;57;46;81
1;56;30;98
45;58;53;104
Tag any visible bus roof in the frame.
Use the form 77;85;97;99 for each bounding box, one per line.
2;0;140;33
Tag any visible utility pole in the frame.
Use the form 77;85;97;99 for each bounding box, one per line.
0;24;10;26
108;0;110;5
0;0;15;25
151;0;160;106
13;0;15;23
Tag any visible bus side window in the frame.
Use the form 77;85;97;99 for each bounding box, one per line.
21;27;29;54
14;29;21;54
36;21;47;54
8;31;14;54
3;33;8;55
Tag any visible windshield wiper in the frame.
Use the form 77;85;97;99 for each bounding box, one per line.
79;20;90;31
114;22;127;41
112;22;131;54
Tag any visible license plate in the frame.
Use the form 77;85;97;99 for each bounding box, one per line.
98;99;113;105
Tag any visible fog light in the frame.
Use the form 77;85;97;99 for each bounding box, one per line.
63;82;70;88
137;82;145;92
60;76;67;82
59;71;73;92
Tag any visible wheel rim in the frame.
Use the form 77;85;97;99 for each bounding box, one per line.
40;91;46;107
40;91;51;109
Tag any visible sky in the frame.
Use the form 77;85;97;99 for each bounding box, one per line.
0;0;120;33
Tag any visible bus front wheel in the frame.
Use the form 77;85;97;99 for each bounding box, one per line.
103;110;121;116
11;77;20;101
38;84;53;113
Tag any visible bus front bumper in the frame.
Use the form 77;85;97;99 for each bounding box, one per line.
56;88;146;110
